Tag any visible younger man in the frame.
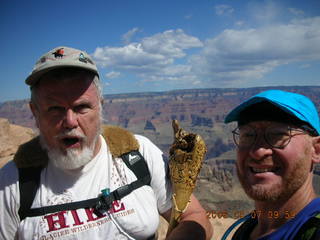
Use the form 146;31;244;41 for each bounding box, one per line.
225;90;320;239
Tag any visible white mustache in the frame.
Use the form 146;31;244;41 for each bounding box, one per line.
54;129;86;140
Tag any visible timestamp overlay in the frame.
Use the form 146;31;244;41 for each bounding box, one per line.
206;210;296;219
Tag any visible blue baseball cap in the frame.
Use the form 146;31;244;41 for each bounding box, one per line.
224;90;320;136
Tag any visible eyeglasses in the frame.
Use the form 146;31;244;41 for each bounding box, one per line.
232;124;314;149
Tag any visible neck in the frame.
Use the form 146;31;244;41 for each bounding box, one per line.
93;135;102;158
251;174;316;239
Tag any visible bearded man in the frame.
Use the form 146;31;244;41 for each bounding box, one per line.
0;46;212;240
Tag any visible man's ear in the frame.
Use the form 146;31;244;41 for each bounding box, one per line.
312;136;320;163
29;102;39;128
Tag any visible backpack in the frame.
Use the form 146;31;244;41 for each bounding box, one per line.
294;212;320;240
14;125;151;221
225;212;320;240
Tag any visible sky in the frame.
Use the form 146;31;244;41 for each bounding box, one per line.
1;0;320;102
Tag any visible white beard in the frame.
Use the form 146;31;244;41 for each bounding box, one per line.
46;146;94;170
39;129;100;170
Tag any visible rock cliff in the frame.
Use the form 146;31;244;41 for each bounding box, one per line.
0;118;35;168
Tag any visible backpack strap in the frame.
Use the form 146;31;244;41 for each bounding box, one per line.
231;213;320;240
293;213;320;240
19;151;151;219
231;215;257;240
221;214;251;240
17;125;151;220
18;167;42;221
121;150;151;186
102;125;140;158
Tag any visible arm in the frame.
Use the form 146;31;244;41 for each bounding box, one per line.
0;161;20;240
161;194;213;240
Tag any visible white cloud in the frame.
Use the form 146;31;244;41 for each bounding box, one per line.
215;4;234;16
93;43;170;70
247;0;282;24
141;29;203;58
93;29;203;85
93;17;320;89
192;17;320;86
105;71;121;79
122;27;140;44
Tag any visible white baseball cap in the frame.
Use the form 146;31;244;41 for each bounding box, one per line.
25;46;99;86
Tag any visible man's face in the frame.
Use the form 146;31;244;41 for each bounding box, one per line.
236;121;314;202
30;73;102;170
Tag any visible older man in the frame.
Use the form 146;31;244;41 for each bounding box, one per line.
0;46;212;240
224;90;320;239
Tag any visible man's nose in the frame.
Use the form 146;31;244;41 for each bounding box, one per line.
249;134;272;159
63;109;78;129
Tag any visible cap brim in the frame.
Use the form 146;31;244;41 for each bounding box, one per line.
25;63;99;86
225;97;262;123
224;97;298;123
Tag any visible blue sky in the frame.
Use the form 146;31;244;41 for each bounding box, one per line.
1;0;320;102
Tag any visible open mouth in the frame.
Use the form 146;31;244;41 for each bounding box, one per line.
62;137;81;147
250;167;280;174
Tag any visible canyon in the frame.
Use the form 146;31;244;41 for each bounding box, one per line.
1;86;320;239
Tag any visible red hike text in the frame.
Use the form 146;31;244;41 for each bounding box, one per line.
45;200;125;232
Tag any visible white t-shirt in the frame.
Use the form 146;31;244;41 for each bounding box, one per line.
0;135;172;240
